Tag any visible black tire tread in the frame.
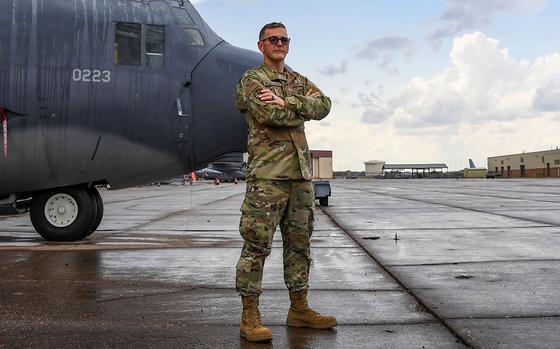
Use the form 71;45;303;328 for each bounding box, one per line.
87;187;104;236
30;186;97;242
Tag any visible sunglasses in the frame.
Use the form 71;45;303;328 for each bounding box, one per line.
262;36;291;45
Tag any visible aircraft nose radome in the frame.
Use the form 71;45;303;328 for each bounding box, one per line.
190;42;262;168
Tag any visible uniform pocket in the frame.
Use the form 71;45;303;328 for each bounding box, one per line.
240;182;268;216
271;86;284;98
289;84;305;96
236;258;253;273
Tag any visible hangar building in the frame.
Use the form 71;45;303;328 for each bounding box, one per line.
365;160;385;176
487;149;560;178
310;150;333;179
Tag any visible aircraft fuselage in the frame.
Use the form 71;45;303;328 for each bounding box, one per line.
0;0;262;241
0;0;259;196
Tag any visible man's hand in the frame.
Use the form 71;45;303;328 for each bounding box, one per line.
257;88;321;107
306;89;321;98
258;89;285;107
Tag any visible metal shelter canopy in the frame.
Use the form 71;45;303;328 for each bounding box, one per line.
384;163;448;172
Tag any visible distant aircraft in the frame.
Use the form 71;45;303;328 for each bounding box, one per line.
195;168;226;180
194;152;245;182
464;159;488;178
0;0;262;241
467;159;487;170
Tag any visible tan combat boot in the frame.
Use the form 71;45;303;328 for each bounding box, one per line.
240;296;273;342
287;289;337;329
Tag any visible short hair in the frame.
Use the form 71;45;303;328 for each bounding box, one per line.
259;22;286;41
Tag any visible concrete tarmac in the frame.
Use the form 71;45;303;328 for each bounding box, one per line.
1;179;559;348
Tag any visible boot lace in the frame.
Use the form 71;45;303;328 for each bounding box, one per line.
244;307;264;328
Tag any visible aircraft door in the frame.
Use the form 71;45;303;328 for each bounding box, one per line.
170;7;208;147
175;80;191;143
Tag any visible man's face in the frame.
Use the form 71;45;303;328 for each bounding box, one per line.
258;27;289;63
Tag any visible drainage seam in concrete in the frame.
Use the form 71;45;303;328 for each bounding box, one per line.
444;314;560;320
405;186;560;205
386;258;560;267
94;287;408;303
340;181;560;198
343;185;560;228
102;185;242;205
329;225;555;231
124;192;244;232
189;287;409;292
103;192;193;205
320;206;475;349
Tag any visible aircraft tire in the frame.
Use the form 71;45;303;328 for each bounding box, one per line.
319;197;329;207
87;187;104;236
30;186;98;242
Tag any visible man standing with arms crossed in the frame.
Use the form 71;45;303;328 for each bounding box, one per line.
235;22;337;343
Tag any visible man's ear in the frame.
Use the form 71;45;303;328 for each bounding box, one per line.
258;41;264;53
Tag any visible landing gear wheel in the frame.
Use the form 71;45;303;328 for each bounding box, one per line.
87;186;104;236
30;187;98;242
319;197;329;207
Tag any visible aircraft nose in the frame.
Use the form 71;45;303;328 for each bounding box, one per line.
190;42;262;168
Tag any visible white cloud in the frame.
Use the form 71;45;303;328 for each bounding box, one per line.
428;0;547;48
355;35;413;74
378;32;560;128
358;93;391;124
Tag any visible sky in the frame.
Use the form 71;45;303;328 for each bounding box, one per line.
192;0;560;171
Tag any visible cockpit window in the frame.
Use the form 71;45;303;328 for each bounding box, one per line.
184;28;205;47
114;22;166;67
115;22;141;66
173;7;195;25
146;25;165;67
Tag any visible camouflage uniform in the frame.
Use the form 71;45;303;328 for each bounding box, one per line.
235;64;331;296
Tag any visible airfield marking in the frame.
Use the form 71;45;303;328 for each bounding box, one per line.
119;192;243;232
338;184;560;228
319;205;474;348
385;258;560;267
103;184;230;204
396;185;560;205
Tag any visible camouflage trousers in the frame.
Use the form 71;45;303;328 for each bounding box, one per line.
236;180;314;297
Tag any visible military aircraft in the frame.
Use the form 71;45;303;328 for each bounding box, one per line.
0;0;262;241
195;152;246;182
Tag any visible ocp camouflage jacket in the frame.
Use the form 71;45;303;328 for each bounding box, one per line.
236;64;331;181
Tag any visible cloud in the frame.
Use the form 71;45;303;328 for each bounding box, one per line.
318;61;348;76
533;78;560;111
358;93;391;124
372;32;560;129
355;35;413;74
428;0;547;48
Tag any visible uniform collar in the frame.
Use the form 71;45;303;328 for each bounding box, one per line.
260;63;288;82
